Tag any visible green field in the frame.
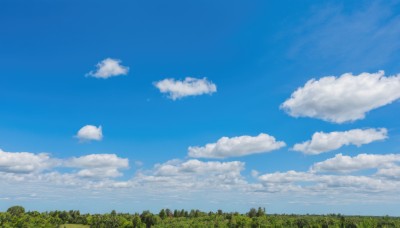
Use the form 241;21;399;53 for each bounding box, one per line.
59;225;89;228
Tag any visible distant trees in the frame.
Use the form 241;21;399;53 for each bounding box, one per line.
6;206;25;216
247;207;265;218
141;210;160;228
158;209;166;219
1;205;400;227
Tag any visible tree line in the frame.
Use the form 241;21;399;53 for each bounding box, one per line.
0;205;399;227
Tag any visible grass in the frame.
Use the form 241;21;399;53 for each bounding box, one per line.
59;225;89;228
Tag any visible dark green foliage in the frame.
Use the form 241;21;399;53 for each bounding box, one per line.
158;209;166;220
247;208;257;218
0;207;400;227
7;205;25;216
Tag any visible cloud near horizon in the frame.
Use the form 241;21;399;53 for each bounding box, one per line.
136;159;246;190
154;77;217;100
0;149;56;174
1;148;400;208
86;58;129;79
292;128;387;155
65;154;129;178
281;71;400;123
188;133;286;159
0;149;129;180
311;153;400;173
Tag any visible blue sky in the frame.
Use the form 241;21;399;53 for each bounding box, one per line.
1;0;400;215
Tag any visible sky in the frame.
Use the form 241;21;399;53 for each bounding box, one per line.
1;0;400;215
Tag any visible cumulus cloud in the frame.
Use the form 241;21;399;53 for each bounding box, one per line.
66;154;128;168
75;125;103;142
311;153;400;173
1;147;400;209
257;169;400;194
281;71;400;123
376;166;400;179
153;159;244;176
0;148;129;180
154;77;217;100
255;152;400;195
188;133;286;159
65;154;129;178
86;58;129;79
292;128;387;155
136;159;246;190
0;149;55;173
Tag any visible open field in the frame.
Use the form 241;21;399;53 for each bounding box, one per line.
59;225;90;228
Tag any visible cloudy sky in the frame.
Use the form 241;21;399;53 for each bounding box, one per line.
1;0;400;215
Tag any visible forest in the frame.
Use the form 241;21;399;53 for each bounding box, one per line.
0;206;399;228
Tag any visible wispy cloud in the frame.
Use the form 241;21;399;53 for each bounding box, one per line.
288;1;400;69
154;77;217;100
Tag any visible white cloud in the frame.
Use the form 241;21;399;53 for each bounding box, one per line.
376;166;400;179
154;77;217;100
0;149;55;173
257;170;400;194
1;147;400;212
188;133;286;159
255;152;400;195
66;154;128;168
136;159;246;190
65;154;129;179
154;159;244;176
311;153;400;173
281;71;400;123
86;58;129;79
76;168;123;178
75;125;103;142
258;170;312;184
0;148;130;182
292;128;387;155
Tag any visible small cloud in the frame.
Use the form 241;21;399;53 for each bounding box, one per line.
86;58;129;79
154;77;217;100
188;133;286;159
134;160;143;167
251;170;259;178
75;125;103;142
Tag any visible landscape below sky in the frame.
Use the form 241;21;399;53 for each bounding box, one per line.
1;0;400;216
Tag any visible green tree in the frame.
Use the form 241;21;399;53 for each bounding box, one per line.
159;209;167;219
7;206;25;216
132;215;142;228
256;207;265;217
247;208;257;218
